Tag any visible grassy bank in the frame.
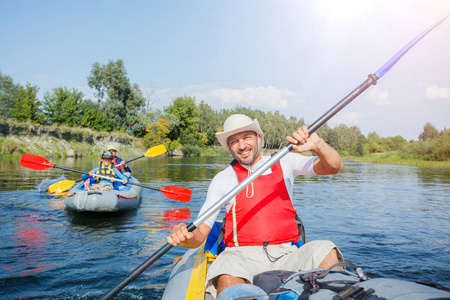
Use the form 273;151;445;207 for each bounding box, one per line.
1;119;448;168
344;153;450;168
0;119;145;159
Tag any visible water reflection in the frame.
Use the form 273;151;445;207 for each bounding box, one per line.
66;209;138;232
159;207;191;229
12;213;51;276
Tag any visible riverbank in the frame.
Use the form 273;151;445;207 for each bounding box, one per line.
0;119;144;159
344;153;450;168
1;119;448;168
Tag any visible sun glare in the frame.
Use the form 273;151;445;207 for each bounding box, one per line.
314;0;373;23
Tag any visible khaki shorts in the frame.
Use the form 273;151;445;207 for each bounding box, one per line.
205;240;343;298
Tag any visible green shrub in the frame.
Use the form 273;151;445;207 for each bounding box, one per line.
182;145;201;157
200;146;228;156
142;132;163;149
169;139;181;151
0;137;20;154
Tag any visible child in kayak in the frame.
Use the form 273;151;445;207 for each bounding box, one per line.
83;151;128;191
106;144;131;178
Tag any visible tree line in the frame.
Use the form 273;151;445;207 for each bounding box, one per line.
1;60;448;161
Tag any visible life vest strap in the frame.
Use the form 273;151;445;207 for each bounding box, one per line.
95;161;116;183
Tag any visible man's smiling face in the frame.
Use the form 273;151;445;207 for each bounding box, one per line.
227;131;262;165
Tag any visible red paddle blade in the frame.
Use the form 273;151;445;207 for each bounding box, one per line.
20;154;54;170
159;185;192;202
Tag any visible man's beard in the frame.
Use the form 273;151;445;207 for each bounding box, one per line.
232;140;260;165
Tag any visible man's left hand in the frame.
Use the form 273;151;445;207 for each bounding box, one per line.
286;125;322;153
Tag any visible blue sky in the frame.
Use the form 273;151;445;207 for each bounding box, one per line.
1;0;449;140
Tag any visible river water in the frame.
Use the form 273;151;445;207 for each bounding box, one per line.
0;156;449;299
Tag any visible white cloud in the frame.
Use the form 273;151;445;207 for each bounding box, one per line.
154;84;299;110
367;85;391;106
425;85;450;101
209;86;296;108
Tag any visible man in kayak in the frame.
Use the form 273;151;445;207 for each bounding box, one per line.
107;144;132;177
83;151;128;191
167;114;344;298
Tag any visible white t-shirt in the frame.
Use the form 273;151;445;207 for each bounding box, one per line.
198;153;318;228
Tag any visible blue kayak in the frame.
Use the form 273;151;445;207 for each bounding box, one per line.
64;176;142;212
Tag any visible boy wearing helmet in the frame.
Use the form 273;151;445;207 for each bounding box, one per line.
83;151;128;191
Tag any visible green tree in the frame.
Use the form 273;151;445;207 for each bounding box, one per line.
366;132;384;154
87;59;145;132
318;124;336;150
77;100;112;131
356;137;365;156
142;125;162;148
335;125;361;151
399;129;449;161
198;101;220;146
137;108;158;130
142;118;172;148
419;122;439;141
329;124;363;154
166;96;199;144
197;132;208;147
42;87;84;126
155;117;171;139
430;129;450;161
0;72;17;118
325;129;340;151
11;83;42;122
384;135;407;151
367;132;380;140
261;111;292;149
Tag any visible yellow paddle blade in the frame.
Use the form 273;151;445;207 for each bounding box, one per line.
47;180;76;194
144;144;167;157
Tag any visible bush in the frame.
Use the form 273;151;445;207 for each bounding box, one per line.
179;132;198;146
182;145;201;157
200;146;229;156
169;139;181;151
131;124;146;137
142;132;163;149
0;137;21;154
398;129;450;161
428;130;450;161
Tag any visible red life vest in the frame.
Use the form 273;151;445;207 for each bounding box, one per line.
112;157;125;172
223;160;300;247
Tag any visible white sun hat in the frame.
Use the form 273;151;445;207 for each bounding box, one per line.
215;114;264;153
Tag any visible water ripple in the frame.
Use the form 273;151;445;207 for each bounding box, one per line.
0;158;449;299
